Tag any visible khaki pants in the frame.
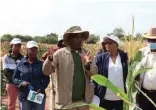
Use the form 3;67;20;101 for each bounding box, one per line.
58;105;89;110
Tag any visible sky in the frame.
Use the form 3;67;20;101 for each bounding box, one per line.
0;0;156;37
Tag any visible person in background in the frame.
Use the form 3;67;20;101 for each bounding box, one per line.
12;41;50;110
137;27;156;110
2;38;23;110
41;34;65;110
93;35;128;110
42;26;94;110
42;34;65;61
57;34;65;48
96;35;108;55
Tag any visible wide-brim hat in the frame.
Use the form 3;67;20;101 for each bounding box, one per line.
144;27;156;39
63;26;89;45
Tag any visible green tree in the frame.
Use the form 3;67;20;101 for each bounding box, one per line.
46;33;58;38
34;36;42;42
113;28;125;39
1;34;13;42
87;34;100;44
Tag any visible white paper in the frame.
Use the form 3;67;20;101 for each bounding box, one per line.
91;95;100;106
27;90;44;104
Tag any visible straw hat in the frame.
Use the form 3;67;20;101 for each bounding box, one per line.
144;27;156;39
63;26;89;44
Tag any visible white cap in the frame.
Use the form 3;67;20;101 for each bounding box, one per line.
26;41;38;48
103;35;120;45
100;35;109;43
10;38;22;45
58;34;63;41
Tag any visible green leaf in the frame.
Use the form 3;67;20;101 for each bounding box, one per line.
63;102;106;110
134;51;142;62
90;104;106;110
126;59;152;110
63;102;89;109
133;67;152;79
91;74;128;100
129;64;152;89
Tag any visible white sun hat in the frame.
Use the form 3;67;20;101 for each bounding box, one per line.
26;41;38;48
58;34;63;41
100;35;109;43
103;35;120;45
10;38;22;45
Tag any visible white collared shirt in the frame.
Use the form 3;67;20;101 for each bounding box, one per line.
104;54;124;101
139;46;150;58
142;52;156;90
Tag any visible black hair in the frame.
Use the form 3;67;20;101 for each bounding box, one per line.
57;40;65;48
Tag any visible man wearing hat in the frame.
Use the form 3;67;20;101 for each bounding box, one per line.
137;27;156;110
2;38;24;110
42;26;94;110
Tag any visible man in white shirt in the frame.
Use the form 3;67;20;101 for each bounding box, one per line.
139;27;156;110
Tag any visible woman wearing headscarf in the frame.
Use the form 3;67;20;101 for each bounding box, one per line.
94;35;128;110
12;41;50;110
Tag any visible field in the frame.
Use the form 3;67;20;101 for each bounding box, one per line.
0;40;146;110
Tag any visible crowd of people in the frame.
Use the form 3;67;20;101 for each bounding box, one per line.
2;26;156;110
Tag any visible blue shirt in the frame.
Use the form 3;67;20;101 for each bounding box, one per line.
12;57;50;100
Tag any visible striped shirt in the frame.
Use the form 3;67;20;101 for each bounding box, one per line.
2;52;23;83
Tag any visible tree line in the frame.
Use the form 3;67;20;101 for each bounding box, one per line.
1;33;100;44
1;28;144;44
